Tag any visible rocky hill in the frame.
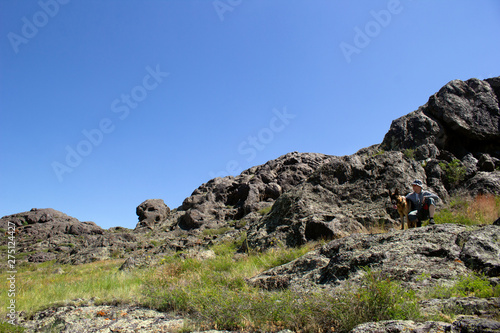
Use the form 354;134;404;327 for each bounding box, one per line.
1;76;500;332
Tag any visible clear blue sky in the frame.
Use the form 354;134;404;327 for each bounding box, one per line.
1;1;499;229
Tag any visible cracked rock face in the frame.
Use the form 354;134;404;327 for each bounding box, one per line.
248;224;500;293
350;317;500;333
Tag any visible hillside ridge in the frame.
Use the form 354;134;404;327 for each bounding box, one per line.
1;76;500;332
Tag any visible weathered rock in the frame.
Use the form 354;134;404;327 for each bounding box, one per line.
18;299;185;333
464;171;500;196
135;199;170;229
458;225;500;276
479;154;497;172
427;78;500;142
247;149;432;249
248;224;500;293
420;297;500;319
350;317;500;333
350;320;451;333
0;208;103;236
382;77;500;159
176;152;331;229
453;316;500;333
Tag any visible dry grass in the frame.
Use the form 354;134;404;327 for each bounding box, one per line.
435;194;500;226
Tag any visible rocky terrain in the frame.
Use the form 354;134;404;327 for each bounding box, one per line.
2;76;500;332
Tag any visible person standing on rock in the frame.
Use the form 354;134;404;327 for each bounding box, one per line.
406;180;439;227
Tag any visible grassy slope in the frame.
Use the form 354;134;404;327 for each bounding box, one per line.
1;194;499;332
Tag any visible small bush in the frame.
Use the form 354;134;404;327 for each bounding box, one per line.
439;159;466;187
333;269;421;332
403;149;415;160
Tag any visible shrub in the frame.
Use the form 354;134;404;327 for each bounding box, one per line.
403;148;415;160
333;269;421;332
439;159;466;187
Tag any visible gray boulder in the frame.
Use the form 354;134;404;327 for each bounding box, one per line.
427;78;500;141
464;171;500;196
382;77;500;160
135;199;170;229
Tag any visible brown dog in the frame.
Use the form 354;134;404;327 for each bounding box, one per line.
389;189;414;230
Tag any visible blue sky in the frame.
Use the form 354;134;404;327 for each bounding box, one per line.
1;0;499;229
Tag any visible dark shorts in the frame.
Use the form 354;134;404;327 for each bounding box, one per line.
408;197;435;222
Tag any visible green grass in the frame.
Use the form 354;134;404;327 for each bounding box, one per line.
435;194;500;226
0;321;25;332
427;272;500;299
257;206;273;216
3;191;500;332
143;241;420;332
0;259;146;319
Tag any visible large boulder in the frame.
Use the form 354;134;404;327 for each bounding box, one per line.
135;199;170;229
381;77;500;160
427;78;500;141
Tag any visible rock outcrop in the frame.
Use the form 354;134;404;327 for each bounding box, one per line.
381;77;500;159
0;209;139;266
350;317;500;333
244;77;500;250
246;149;429;249
135;199;171;229
18;299;185;333
248;224;500;292
4;76;500;332
176;151;330;231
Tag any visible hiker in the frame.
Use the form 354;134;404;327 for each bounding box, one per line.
406;179;439;227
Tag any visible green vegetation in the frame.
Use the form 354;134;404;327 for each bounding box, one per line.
427;272;500;299
257;206;273;216
0;321;25;333
435;194;500;226
143;242;420;332
2;194;500;331
403;148;415;160
439;159;466;187
0;259;145;319
202;226;232;236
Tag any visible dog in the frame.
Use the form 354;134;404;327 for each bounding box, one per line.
389;188;414;230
